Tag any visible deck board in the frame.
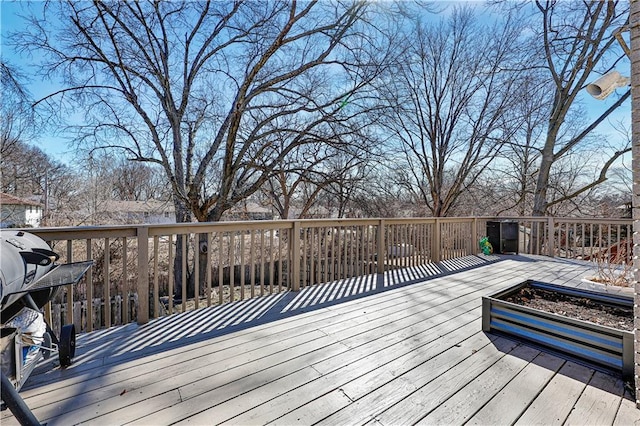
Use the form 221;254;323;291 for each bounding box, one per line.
466;351;565;425
514;361;594;425
564;371;624;426
2;254;637;425
225;315;484;425
347;337;520;426
415;344;541;425
614;390;640;425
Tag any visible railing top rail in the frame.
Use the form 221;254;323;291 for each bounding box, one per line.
546;218;632;225
291;218;382;228
485;217;632;225
146;221;294;236
21;216;633;241
28;226;138;241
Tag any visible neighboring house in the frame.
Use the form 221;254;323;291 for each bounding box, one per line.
0;192;44;228
226;201;275;221
286;205;332;219
96;200;176;224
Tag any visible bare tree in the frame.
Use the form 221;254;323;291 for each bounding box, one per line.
378;8;529;217
347;163;413;217
13;0;388;223
11;0;393;298
321;149;371;218
1;61;39;193
261;143;340;220
488;72;551;216
0;61;34;158
529;0;629;216
110;159;170;201
261;119;378;219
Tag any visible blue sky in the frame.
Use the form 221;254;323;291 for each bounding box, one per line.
0;0;632;169
1;0;74;164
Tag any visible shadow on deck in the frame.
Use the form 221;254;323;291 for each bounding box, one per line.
5;253;638;425
45;254;502;377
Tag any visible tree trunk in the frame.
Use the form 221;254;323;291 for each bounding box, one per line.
630;0;640;408
173;198;192;302
532;125;560;217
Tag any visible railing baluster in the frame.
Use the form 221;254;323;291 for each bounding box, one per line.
589;223;593;259
422;223;427;264
390;224;395;268
357;225;361;276
362;225;367;276
104;237;111;328
350;226;355;277
269;229;274;294
230;232;235;303
206;232;212;306
626;224;631;262
334;226;340;280
322;227;327;282
86;239;93;331
260;230;265;295
181;234;187;312
401;224;406;267
598;224;603;259
572;222;577;258
278;229;283;291
153;235;159;319
377;220;384;274
580;223;585;259
292;222;300;291
336;227;340;280
397;224;402;266
194;234;200;310
123;236;128;324
308;228;314;287
343;226;349;279
136;228;149;324
218;232;224;305
250;230;256;298
168;235;174;314
240;231;245;300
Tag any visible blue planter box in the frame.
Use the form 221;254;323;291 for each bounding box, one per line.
482;280;634;381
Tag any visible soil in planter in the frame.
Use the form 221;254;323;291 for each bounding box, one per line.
504;287;634;332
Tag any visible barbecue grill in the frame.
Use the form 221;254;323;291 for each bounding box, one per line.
1;229;92;425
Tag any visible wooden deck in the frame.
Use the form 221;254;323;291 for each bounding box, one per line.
2;254;638;425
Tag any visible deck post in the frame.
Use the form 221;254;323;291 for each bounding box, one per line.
292;221;301;291
137;225;149;324
547;217;555;257
472;218;478;254
377;219;385;275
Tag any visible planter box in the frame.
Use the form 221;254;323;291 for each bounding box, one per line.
482;280;634;381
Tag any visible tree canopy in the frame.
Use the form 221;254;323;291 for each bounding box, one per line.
4;0;632;220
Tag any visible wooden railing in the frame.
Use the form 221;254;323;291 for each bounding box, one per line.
25;216;632;334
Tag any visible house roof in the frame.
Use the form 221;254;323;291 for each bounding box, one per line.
0;192;42;207
100;199;174;213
